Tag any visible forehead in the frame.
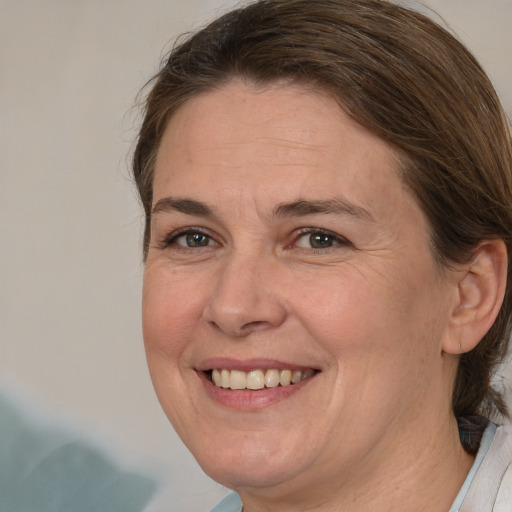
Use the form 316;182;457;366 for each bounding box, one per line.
156;81;404;195
151;80;424;235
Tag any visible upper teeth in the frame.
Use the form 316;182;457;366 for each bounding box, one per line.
211;368;315;390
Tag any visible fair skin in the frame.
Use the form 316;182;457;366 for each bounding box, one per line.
143;81;505;511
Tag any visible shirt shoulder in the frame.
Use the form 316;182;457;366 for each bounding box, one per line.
461;422;512;512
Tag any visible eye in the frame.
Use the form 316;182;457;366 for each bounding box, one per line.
178;232;213;247
162;229;217;249
294;229;350;250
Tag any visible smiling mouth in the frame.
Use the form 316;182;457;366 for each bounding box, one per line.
207;368;318;390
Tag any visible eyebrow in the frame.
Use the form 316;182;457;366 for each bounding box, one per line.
152;197;215;216
273;198;374;221
151;196;373;222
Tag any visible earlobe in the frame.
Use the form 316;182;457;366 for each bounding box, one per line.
443;239;508;355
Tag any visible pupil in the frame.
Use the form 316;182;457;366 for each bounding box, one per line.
310;233;332;248
187;233;208;246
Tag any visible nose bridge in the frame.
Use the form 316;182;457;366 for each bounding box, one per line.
203;248;286;336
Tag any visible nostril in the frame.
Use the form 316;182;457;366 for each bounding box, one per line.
206;318;274;337
240;320;268;332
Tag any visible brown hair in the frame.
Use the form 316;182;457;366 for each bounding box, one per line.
133;0;512;450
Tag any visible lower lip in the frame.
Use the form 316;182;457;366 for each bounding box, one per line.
197;371;317;410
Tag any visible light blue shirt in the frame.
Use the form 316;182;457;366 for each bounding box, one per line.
449;422;496;511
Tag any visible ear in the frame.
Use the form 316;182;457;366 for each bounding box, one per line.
443;239;508;355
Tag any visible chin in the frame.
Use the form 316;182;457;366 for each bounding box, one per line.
201;456;299;492
189;430;309;491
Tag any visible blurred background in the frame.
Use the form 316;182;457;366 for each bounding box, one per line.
1;1;511;511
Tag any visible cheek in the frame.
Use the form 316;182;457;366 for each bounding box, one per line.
302;258;446;373
142;267;205;360
318;270;449;435
141;269;206;428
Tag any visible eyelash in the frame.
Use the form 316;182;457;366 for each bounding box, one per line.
292;228;352;251
158;227;352;251
160;227;217;249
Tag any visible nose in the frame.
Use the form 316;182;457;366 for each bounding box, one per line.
202;253;287;337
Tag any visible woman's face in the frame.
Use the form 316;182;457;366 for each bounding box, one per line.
143;81;459;498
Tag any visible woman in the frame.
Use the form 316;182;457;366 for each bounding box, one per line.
133;0;512;510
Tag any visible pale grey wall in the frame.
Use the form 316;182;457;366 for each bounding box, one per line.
1;1;511;510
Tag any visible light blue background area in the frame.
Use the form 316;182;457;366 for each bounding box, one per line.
0;390;157;512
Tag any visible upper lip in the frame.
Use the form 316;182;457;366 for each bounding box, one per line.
196;357;320;372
